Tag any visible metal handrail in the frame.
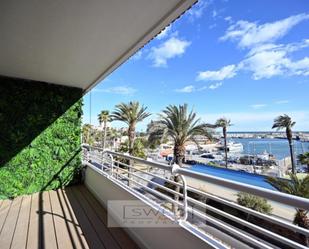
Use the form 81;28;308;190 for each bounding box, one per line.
97;148;309;210
88;147;309;236
82;146;309;249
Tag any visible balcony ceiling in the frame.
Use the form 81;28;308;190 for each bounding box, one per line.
0;0;196;91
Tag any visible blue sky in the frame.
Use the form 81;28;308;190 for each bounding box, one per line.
83;0;309;132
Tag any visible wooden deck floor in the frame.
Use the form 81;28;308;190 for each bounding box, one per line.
0;185;139;249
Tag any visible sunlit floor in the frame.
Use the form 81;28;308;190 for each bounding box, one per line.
0;185;138;249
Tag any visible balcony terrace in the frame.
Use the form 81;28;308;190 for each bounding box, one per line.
0;0;308;248
0;186;137;249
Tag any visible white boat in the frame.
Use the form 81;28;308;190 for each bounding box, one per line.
228;142;244;152
217;141;244;153
257;150;271;160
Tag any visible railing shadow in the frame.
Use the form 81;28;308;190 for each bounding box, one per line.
36;149;84;249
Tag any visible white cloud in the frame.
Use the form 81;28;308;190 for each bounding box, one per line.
209;82;223;89
197;64;237;81
250;104;267;109
175;85;208;93
131;50;143;60
209;24;217;30
239;39;309;79
200;38;309;81
212;10;218;18
224;16;233;23
187;0;209;21
288;57;309;76
175;85;195;93
240;45;288;79
156;25;171;40
93;86;137;95
220;13;309;48
198;14;309;81
275;100;290;104
149;37;191;67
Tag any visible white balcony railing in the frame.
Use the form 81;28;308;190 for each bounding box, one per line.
82;145;309;249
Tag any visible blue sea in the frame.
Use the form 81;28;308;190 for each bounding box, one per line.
231;138;309;160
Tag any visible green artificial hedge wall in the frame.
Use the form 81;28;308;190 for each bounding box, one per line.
0;76;83;199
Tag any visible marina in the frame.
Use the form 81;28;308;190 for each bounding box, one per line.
232;138;309;160
151;137;309;183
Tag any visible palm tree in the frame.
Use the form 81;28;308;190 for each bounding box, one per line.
107;128;121;150
267;174;309;245
150;104;213;166
98;110;110;150
149;104;213;214
82;124;92;144
298;152;309;173
272;115;296;174
215;118;232;168
111;101;151;155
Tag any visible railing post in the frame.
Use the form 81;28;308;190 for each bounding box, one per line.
178;174;188;221
128;159;133;187
109;153;114;177
101;151;114;178
171;163;187;221
101;150;105;172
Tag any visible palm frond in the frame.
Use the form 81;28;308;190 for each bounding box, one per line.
151;103;214;149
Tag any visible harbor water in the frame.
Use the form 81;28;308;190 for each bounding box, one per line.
231;138;309;160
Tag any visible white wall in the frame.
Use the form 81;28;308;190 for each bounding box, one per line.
84;166;223;249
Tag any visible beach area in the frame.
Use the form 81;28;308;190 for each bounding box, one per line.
134;161;296;222
185;176;295;222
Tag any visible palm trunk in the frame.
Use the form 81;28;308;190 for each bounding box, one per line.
103;121;107;150
287;137;295;175
223;127;228;168
286;128;296;174
127;125;135;187
289;141;296;174
174;144;184;167
172;144;184;215
128;125;135;155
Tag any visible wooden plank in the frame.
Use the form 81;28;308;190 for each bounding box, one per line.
72;186;121;249
42;191;57;249
0;199;12;236
11;195;32;249
50;189;80;249
26;192;40;249
57;188;89;249
64;187;105;249
79;186;139;249
0;196;22;249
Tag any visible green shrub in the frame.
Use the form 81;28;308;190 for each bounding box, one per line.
237;192;273;214
118;138;147;159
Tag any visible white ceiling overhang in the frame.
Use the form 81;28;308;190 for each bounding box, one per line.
0;0;196;92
